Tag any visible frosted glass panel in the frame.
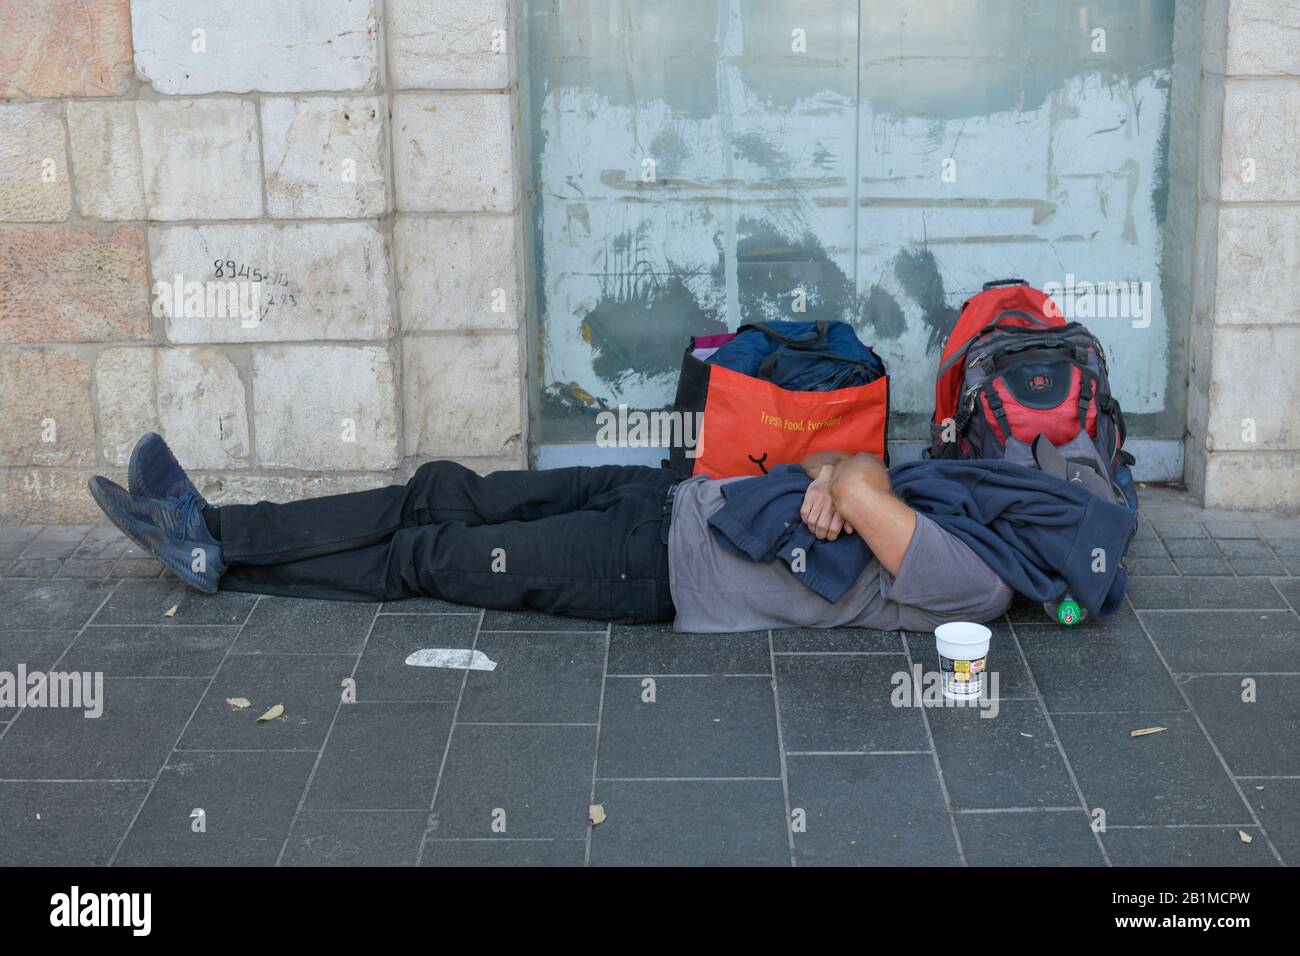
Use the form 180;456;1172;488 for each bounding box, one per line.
520;0;1199;443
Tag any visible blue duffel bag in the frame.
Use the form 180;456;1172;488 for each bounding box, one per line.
706;320;886;392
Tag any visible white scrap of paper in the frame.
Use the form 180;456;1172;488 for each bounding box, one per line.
404;648;497;671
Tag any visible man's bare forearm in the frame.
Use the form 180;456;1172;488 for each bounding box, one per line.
800;450;852;479
828;456;916;575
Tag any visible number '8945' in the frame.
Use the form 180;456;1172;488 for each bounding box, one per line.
213;259;290;286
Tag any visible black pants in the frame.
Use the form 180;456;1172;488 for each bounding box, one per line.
218;461;679;623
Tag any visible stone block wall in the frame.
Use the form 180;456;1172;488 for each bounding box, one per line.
3;0;1300;518
0;0;526;522
1187;0;1300;511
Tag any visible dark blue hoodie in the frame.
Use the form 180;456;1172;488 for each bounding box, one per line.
707;459;1138;619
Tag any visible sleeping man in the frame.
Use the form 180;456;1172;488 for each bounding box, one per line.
88;433;1135;633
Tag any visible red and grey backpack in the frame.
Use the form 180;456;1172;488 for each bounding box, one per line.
927;278;1137;508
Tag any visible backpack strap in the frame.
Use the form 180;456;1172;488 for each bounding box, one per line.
981;387;1013;445
1098;393;1128;448
1077;376;1093;429
993;332;1072;354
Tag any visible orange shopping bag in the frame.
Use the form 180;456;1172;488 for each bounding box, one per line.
668;328;890;478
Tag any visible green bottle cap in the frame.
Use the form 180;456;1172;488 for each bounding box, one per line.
1057;599;1083;626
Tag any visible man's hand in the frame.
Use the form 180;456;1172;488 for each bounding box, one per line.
827;454;916;576
800;465;854;540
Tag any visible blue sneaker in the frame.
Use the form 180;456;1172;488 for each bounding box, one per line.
127;432;206;505
88;476;225;593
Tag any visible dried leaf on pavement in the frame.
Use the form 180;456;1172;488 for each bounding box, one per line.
1130;726;1167;738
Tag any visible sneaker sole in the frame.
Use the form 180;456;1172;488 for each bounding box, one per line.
87;479;219;594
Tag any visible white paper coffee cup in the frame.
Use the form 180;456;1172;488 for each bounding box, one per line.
934;622;992;701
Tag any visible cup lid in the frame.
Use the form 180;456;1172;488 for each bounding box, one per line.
934;621;993;645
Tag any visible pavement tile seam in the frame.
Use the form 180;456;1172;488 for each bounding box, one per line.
1121;594;1288;865
1104;823;1261;830
900;623;969;866
106;590;264;867
1270;579;1299;615
1172;672;1300;677
773;650;906;656
765;630;798;868
425;837;564;841
0;777;154;784
477;629;604;635
14;527;91;562
271;601;383;865
605;672;773;678
1003;616;1113;865
785;750;932;756
594;775;783;782
457;721;598;727
583;623;613;867
0;577;123;752
955;806;1093;813
411;608;484;868
1136;607;1294;613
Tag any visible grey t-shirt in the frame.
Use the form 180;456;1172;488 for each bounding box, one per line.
667;475;1013;633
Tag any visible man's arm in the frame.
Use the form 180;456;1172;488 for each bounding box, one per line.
799;450;852;479
827;454;916;576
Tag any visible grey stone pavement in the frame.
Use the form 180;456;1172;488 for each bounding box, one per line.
1;485;1298;867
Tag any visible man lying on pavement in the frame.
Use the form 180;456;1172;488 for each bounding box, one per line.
87;433;1136;633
